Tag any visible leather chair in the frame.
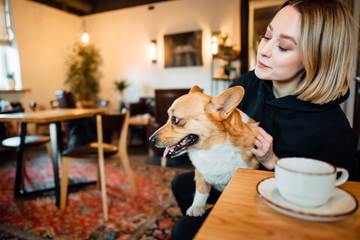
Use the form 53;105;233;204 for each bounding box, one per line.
55;90;96;150
127;97;154;147
146;88;190;166
55;90;77;108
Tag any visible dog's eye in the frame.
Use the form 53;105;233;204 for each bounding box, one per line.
171;116;179;125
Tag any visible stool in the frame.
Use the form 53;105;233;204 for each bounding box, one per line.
2;135;50;185
2;135;50;147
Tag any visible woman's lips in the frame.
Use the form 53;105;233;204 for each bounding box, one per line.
257;60;270;68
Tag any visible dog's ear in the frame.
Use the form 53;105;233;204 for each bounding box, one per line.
189;85;202;94
206;86;244;121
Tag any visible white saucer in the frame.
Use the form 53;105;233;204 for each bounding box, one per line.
256;177;358;221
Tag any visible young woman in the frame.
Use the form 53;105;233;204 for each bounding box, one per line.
171;0;358;239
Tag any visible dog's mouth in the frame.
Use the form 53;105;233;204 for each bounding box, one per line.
163;134;199;158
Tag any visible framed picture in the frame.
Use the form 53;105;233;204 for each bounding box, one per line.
164;30;203;68
248;0;283;69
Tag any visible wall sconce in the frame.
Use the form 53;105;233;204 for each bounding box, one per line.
149;40;157;63
211;32;220;55
81;21;89;43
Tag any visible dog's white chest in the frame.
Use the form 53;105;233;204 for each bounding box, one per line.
188;142;251;192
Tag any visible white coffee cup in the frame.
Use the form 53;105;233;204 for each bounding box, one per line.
275;157;349;207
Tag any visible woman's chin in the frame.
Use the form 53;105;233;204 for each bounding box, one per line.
254;67;270;80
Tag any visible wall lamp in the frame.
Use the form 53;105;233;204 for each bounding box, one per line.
149;40;157;63
211;32;220;55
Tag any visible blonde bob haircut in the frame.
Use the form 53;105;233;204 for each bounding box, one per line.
282;0;357;104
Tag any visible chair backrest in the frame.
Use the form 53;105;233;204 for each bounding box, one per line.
128;98;147;117
55;90;77;108
154;88;190;126
63;110;129;159
91;110;129;156
98;111;127;144
55;90;95;149
127;97;155;117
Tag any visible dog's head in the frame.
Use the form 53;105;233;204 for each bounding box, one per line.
149;85;245;158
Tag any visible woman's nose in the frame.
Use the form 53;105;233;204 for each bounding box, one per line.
259;40;272;58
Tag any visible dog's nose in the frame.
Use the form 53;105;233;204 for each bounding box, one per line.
149;133;157;145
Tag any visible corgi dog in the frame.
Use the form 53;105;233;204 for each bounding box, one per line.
149;85;259;216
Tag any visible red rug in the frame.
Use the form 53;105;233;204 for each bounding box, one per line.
0;150;188;239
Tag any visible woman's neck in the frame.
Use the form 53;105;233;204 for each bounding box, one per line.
272;74;303;98
272;81;297;98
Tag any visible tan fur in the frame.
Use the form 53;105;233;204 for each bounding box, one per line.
195;169;211;194
149;85;259;216
154;86;258;166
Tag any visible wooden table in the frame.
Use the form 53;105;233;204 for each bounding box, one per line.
0;108;104;207
195;168;360;240
128;115;150;147
128;115;150;126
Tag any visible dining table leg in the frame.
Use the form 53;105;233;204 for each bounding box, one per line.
49;122;61;207
14;122;27;198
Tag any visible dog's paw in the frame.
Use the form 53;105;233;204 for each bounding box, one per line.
186;205;205;217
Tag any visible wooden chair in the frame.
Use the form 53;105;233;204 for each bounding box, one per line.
146;88;190;167
60;110;137;220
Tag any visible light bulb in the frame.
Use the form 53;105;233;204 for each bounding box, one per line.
212;42;218;54
149;40;157;63
82;32;89;43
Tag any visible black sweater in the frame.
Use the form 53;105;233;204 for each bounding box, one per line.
230;71;359;180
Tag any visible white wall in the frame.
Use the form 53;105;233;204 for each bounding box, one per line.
4;0;240;111
5;0;81;110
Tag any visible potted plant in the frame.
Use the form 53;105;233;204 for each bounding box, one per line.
114;79;129;110
217;33;239;78
6;72;15;90
218;33;238;58
65;43;102;107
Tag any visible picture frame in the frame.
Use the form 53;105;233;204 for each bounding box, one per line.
164;30;203;68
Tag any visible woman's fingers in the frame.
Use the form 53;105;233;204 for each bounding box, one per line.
251;127;277;170
258;127;273;143
254;127;272;153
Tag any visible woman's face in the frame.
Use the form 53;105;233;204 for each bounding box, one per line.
255;5;304;83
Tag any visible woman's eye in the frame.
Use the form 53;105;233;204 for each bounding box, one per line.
171;116;179;125
278;45;288;52
262;35;271;41
262;31;271;41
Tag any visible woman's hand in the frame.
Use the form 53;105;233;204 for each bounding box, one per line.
251;127;278;170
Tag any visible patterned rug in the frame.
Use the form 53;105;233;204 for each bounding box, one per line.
0;149;188;239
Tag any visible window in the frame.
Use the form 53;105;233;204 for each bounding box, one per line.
0;0;21;90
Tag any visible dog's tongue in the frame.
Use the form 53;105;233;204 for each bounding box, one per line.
163;145;176;158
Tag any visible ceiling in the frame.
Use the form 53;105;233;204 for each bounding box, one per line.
30;0;171;16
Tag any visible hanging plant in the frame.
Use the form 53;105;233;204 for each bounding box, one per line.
65;44;102;104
